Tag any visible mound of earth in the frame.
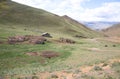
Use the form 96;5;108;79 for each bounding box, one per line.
8;35;47;44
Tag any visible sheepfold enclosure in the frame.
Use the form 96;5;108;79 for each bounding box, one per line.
7;35;47;44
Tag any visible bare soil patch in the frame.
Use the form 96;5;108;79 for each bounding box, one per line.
0;40;4;44
40;51;60;59
80;66;94;73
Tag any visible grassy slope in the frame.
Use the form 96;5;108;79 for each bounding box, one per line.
0;1;120;79
0;1;101;40
103;23;120;37
62;15;100;37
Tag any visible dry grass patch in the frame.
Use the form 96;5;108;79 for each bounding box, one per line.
26;52;40;56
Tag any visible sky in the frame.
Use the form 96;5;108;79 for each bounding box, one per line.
12;0;120;22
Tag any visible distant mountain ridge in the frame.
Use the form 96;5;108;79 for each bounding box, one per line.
102;23;120;37
82;21;119;30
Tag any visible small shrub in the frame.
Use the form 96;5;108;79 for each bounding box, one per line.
81;74;89;78
112;62;120;67
73;69;81;74
51;74;58;78
81;74;95;79
24;29;27;31
105;45;108;47
93;66;102;71
32;73;37;75
61;75;66;79
17;77;22;79
75;35;87;38
102;63;108;67
113;45;116;47
112;62;120;73
64;70;73;73
104;75;114;79
32;75;39;79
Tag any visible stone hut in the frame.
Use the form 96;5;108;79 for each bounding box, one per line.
42;32;52;38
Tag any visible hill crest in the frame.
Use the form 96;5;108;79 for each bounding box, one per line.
103;23;120;37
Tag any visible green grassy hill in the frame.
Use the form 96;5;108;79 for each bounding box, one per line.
103;23;120;37
0;1;120;79
0;0;101;40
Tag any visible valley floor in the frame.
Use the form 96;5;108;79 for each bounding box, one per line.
0;36;120;79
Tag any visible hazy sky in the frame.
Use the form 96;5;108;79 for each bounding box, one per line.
12;0;120;22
